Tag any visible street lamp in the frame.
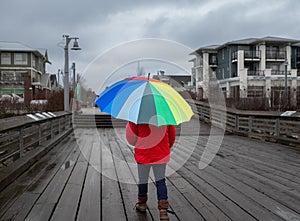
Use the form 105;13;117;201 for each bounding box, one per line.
63;34;81;111
284;59;288;108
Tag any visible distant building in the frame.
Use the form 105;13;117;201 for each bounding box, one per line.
0;41;54;103
152;72;192;91
190;36;300;107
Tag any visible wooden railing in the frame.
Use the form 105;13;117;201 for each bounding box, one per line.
0;112;72;164
190;100;300;146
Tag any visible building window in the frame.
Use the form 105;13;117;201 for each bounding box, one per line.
14;53;28;65
1;71;15;81
222;49;225;60
222;87;227;98
15;71;27;82
248;86;264;97
32;55;36;67
1;52;11;65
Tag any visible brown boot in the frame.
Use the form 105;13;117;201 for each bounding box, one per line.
135;196;147;212
158;200;169;220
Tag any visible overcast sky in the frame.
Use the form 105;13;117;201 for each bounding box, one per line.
1;0;300;92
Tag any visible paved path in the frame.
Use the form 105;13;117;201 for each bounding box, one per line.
1;122;300;220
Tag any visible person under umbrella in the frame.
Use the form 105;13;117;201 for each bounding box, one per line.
126;121;176;220
95;75;193;220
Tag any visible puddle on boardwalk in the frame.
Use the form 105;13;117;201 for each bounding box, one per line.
61;160;75;170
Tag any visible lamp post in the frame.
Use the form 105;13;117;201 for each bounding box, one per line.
71;62;77;112
72;62;76;93
284;59;288;108
63;35;81;111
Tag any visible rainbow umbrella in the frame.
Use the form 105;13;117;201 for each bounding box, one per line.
95;76;193;126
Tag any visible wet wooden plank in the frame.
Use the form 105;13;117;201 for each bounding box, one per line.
0;192;39;221
111;140;154;221
196;142;300;210
172;149;257;221
208;136;300;178
50;183;82;221
224;135;300;163
77;141;101;221
113;131;162;220
191;141;300;216
0;135;78;219
2;127;300;221
25;144;82;220
166;182;205;221
167;172;231;221
100;131;126;221
25;203;55;221
175;140;300;220
27;137;80;194
50;142;92;221
77;165;101;221
195;136;300;194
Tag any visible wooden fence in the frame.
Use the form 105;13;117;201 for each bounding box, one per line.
190;100;300;146
0;112;72;164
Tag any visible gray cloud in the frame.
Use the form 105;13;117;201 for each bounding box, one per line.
1;0;300;91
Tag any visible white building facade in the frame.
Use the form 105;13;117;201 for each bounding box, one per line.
190;37;300;108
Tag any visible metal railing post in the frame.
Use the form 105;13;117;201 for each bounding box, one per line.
58;118;61;134
69;115;72;129
64;115;67;131
235;115;239;131
249;116;253;132
50;120;53;139
19;127;24;158
38;124;42;145
275;118;280;136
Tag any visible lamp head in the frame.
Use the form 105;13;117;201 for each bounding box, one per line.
71;38;81;50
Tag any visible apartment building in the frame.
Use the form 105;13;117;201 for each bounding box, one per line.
190;36;300;107
0;41;52;103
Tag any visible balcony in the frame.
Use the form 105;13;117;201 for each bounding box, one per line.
231;50;260;62
193;59;203;67
244;50;260;60
209;55;217;67
266;50;285;60
209;60;218;67
271;70;291;75
232;51;238;61
248;70;264;76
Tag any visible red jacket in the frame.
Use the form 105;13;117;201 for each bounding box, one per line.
126;122;176;164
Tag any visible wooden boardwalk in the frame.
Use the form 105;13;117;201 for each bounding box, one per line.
0;121;300;221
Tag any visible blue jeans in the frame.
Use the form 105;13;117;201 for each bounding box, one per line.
137;163;168;200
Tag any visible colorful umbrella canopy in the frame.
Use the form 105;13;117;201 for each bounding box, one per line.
95;76;193;126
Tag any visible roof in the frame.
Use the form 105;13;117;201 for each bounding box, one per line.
192;36;300;53
221;36;300;48
260;36;300;43
200;44;220;50
226;38;258;45
293;42;300;47
0;41;45;58
190;44;220;55
152;74;191;87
